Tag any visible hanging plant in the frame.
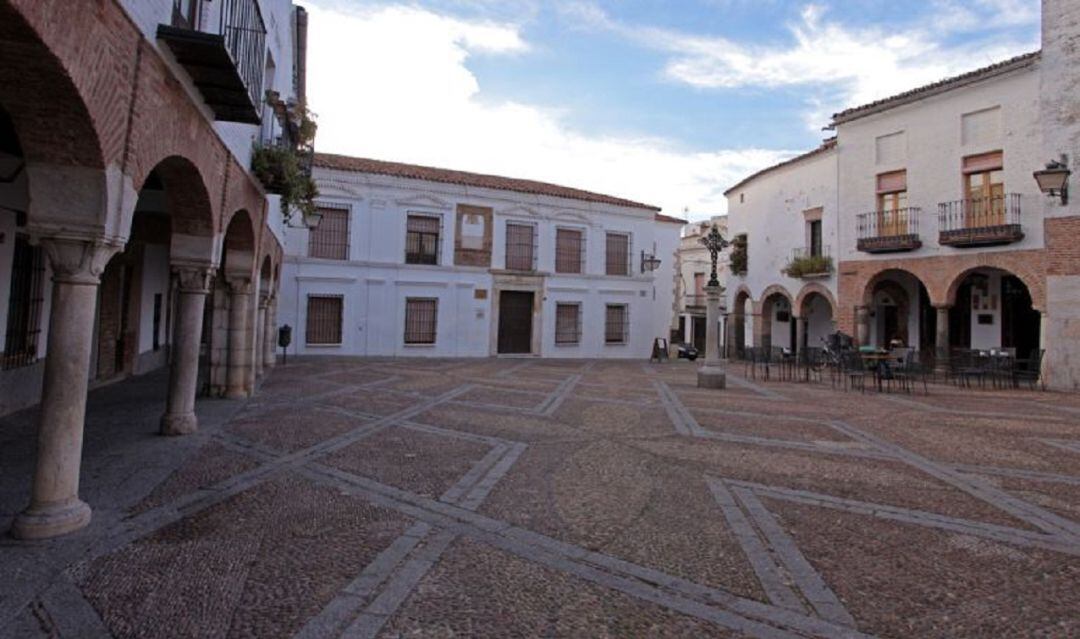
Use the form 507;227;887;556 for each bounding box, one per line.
251;144;319;224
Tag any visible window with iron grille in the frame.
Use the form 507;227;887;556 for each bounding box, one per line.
406;214;441;265
2;235;45;370
605;232;631;276
306;295;343;345
404;298;438;344
308;206;350;260
505;222;536;271
554;303;581;345
555;227;584;274
605;304;629;345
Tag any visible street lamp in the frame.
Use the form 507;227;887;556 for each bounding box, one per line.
640;250;662;273
1033;155;1070;205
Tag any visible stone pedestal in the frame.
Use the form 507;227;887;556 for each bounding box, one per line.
225;277;253;399
697;284;726;389
12;238;121;539
160;267;212;436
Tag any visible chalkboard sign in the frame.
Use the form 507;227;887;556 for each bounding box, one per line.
651;338;669;362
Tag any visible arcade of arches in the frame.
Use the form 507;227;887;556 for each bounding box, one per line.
0;0;283;540
726;285;837;357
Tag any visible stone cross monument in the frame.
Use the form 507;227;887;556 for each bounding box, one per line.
697;224;728;389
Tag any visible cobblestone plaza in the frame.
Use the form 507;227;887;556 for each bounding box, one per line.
2;358;1078;638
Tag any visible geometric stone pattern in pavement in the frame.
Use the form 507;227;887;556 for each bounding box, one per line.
1;357;1077;638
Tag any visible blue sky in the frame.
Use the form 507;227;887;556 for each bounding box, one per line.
302;0;1040;218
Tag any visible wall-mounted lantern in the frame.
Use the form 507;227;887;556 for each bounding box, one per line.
640;250;662;273
1033;155;1070;205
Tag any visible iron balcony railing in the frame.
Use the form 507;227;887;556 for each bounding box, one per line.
856;207;920;239
938;194;1023;246
785;245;833;278
219;0;267;112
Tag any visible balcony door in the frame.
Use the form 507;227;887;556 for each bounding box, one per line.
876;170;907;237
963;152;1004;228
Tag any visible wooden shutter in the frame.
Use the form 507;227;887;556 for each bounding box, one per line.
555;228;583;274
308;207;350;259
876;170;907;193
505;223;535;271
605;304;628;344
306;296;343;345
555;303;581;344
404;298;438;344
605;233;629;276
962;151;1003;174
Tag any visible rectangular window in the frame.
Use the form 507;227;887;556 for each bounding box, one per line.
406;214;441;265
555;228;584;274
306;295;343;345
308;206;350;260
554;303;581;345
963;152;1005;226
605;304;628;344
404;298;438;344
2;235;45;370
693;272;705;297
504;222;536;271
876;170;908;237
808;220;823;257
605;232;630;276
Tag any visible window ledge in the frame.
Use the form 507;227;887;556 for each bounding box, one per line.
403;343;437;348
306;343;343;348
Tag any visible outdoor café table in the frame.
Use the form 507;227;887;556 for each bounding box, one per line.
860;351;895;391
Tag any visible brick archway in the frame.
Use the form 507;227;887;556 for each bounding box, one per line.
795;283;837;319
944;263;1045;312
758;284;795;307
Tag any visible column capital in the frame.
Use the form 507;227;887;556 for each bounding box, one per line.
225;276;253;295
174;266;214;294
932;303;953;311
258;293;271;310
39;237;124;285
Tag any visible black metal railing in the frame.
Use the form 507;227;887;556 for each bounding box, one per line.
857;207;920;239
938;194;1021;232
219;0;267;112
785;245;833;278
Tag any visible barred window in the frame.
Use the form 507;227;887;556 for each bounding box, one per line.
406;215;441;265
505;222;536;271
404;298;438;344
306;295;343;345
554;303;581;345
605;304;629;344
605;232;630;276
308;206;350;260
555;228;584;274
2;235;45;370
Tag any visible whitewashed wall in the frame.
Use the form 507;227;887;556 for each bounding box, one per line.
278;168;679;359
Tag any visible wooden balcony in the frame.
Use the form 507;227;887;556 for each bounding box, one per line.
938;194;1024;247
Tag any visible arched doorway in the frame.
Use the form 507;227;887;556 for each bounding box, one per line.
731;288;752;358
211;211;257;398
947;268;1040;359
863;269;936;353
796;286;837;353
759;287;795;351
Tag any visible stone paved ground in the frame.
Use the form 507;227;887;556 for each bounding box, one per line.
1;357;1079;638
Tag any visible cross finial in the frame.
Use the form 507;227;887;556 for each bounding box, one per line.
699;224;729;287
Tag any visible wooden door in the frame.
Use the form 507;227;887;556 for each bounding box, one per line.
497;291;534;354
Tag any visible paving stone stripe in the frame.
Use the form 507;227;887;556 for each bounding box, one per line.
495;359;536;378
725;479;1080;556
707;479;807;613
38;577;112;639
829;420;1080;541
1041;439;1080;454
726;373;790;401
654;379;705;436
877;394;1072;423
731;486;857;628
537;374;584;416
951;463;1080;486
297;463;874;639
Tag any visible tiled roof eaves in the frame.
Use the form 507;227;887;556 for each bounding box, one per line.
655;213;689;225
312;153;661;212
830;51;1040;126
722;138;837;197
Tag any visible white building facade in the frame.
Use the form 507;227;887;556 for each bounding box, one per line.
674;216;729;353
279;155;682;359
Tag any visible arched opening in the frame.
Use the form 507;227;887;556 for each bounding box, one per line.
731;288;752;358
863;269;936;353
92;157;216;381
798;291;836;351
206;211;257;397
760;288;794;351
947;268;1040;360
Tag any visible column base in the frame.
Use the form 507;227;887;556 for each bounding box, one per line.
11;498;92;540
160;412;198;436
697;365;727;389
224;387;248;400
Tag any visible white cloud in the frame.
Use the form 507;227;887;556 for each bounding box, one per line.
561;2;1039;129
301;1;790;218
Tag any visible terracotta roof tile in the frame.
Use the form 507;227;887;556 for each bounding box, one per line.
655;213;688;225
722;138;837;196
831;51;1040;125
313;153;661;212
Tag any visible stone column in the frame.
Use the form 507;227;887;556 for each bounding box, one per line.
795;316;808;361
697;284;726;389
1038;310;1049;385
12;238;121;539
934;305;951;374
255;293;269;379
160;266;212;436
225;277;253;399
264;296;277;369
855;306;870;346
